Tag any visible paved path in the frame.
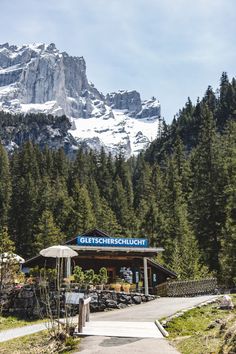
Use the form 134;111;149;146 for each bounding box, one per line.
0;295;217;353
79;336;179;354
77;295;217;354
0;322;49;343
80;321;163;338
90;295;217;322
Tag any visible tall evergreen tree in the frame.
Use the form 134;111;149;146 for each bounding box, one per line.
190;105;224;272
34;210;64;253
219;121;236;285
68;183;96;236
0;144;11;228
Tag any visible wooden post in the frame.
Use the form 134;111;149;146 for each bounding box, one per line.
78;298;84;333
143;257;149;296
78;297;91;333
86;302;90;322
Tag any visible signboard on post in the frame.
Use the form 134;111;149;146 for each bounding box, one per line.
65;292;84;305
76;236;149;248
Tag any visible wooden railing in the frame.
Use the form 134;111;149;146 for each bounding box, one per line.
156;278;217;297
78;296;91;333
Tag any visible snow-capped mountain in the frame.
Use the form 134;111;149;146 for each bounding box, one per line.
0;42;161;157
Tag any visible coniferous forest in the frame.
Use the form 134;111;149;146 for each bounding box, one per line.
0;73;235;286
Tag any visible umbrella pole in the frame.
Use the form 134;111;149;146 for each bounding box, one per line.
57;257;59;291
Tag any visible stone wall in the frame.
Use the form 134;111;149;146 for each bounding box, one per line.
89;290;155;312
1;285;156;319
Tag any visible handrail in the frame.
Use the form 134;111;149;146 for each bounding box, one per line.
78;296;91;333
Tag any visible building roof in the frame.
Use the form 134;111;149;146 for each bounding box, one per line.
69;245;164;257
65;228;111;245
24;229;169;271
147;258;177;278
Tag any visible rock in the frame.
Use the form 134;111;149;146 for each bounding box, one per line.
98;303;106;311
105;299;118;309
101;292;112;300
132;295;142;304
118;303;127;309
90;303;99;312
111;292;118;301
106;90;142;114
146;295;155;301
207;321;219;329
219;295;234;310
219;320;227;333
119;294;131;304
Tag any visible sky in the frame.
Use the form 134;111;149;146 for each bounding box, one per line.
0;0;236;122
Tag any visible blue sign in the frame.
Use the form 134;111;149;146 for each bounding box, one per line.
77;236;149;248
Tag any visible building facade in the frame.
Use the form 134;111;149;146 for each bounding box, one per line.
24;229;177;294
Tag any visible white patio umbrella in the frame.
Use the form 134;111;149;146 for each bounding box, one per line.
40;245;77;258
40;245;78;329
40;245;77;290
0;252;25;264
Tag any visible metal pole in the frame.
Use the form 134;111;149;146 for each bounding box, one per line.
66;257;71;278
143;257;149;295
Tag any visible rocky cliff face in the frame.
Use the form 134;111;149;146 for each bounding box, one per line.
0;42;161;157
0;112;77;155
106;90;142;114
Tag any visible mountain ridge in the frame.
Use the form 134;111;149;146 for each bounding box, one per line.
0;42;161;157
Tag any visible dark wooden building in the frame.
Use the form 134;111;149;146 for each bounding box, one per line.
24;229;177;294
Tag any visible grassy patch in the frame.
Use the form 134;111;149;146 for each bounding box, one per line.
167;306;224;338
172;334;223;354
0;330;80;354
0;315;44;331
166;295;236;354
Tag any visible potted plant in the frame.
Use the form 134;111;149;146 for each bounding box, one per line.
99;267;108;289
84;269;95;290
92;274;101;290
114;277;122;292
73;266;85;289
122;282;131;293
114;283;122;292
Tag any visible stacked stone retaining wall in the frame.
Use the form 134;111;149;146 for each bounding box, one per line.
1;286;156;319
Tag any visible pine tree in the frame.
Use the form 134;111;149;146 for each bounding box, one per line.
203;86;217;114
97;198;121;236
111;177;130;230
9;143;40;257
190;104;224;272
141;203;159;247
0;227;15;290
0;144;11;228
0;227;15;254
68;183;96;236
96;148;114;202
52;176;73;235
219;121;236;285
217;72;231;130
133;153;153;214
171;202;209;280
34;210;64;253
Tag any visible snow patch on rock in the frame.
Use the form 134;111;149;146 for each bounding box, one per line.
0;42;161;157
